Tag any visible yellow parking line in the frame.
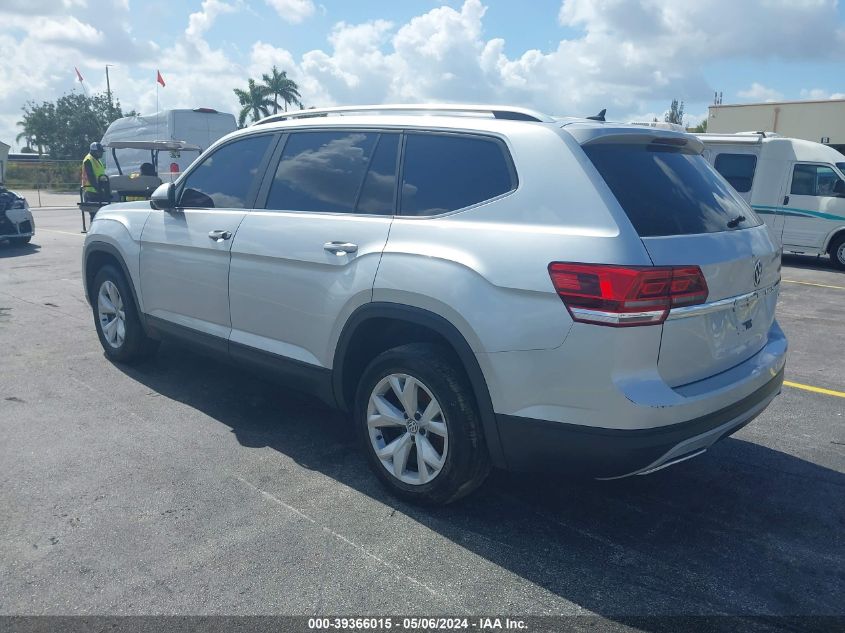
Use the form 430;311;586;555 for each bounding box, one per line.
782;279;845;291
784;380;845;399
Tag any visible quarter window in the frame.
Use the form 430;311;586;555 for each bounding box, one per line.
791;164;844;197
179;135;273;208
400;134;515;216
265;131;394;214
714;153;757;193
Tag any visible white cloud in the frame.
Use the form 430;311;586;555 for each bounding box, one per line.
800;88;845;100
0;0;86;15
2;0;845;150
262;0;845;120
738;82;784;102
186;0;238;40
264;0;315;24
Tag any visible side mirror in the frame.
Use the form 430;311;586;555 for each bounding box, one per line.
150;182;176;210
833;179;845;197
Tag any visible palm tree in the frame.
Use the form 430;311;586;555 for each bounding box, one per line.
261;66;301;114
16;121;44;154
233;79;274;127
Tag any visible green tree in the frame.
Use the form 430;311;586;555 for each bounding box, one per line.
17;92;128;159
665;99;685;125
693;118;708;133
234;78;274;127
261;66;301;114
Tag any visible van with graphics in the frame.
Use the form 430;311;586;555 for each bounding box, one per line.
698;133;845;269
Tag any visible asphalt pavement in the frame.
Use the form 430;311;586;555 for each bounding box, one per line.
1;207;843;625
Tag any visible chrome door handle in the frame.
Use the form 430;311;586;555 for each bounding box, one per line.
324;241;358;255
208;229;232;241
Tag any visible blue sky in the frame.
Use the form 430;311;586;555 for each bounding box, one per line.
2;0;844;148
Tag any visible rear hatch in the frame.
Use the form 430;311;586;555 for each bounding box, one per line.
583;134;780;387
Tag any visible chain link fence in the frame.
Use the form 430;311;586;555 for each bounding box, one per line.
5;159;80;207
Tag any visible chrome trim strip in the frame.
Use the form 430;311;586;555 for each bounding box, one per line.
666;280;779;321
569;307;665;325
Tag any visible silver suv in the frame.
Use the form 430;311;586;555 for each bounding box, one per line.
82;104;787;504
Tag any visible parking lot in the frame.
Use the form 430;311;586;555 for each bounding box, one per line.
1;206;843;623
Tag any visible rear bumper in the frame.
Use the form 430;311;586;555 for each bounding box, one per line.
497;366;784;478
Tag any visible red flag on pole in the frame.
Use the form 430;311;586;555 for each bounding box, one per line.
156;70;166;87
74;67;84;83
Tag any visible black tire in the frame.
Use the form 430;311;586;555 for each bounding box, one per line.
829;234;845;271
91;265;159;363
354;343;490;505
10;236;32;246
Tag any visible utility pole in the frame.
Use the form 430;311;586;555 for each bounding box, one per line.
105;64;114;117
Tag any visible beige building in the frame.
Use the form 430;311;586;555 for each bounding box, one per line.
0;140;9;185
707;99;845;155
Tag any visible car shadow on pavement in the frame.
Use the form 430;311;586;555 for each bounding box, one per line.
0;241;40;257
116;342;845;620
781;254;839;273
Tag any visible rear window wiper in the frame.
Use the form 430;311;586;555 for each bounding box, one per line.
727;215;746;228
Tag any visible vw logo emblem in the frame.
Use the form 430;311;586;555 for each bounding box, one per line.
753;260;763;287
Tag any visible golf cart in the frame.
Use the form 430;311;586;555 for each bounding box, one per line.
77;139;202;232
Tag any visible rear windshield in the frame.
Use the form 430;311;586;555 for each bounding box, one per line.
583;142;760;237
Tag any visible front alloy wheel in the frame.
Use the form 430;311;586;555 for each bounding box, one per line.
91;264;158;363
97;280;126;349
367;373;449;485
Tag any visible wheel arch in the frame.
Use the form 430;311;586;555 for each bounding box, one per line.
333;302;506;468
824;226;845;253
83;241;147;331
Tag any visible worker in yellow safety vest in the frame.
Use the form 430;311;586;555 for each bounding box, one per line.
81;142;109;202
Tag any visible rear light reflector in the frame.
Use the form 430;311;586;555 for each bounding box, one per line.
548;263;708;327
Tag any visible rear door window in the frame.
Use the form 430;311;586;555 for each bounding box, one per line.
356;134;400;214
583;141;761;236
713;153;757;193
265;131;399;214
400;134;515;216
791;164;843;197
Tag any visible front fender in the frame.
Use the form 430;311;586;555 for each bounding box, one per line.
82;223;144;315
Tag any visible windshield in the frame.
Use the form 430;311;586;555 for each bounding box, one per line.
837;162;845;175
106;148;199;176
583;142;762;237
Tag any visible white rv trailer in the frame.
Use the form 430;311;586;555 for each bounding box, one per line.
697;133;845;269
100;108;236;179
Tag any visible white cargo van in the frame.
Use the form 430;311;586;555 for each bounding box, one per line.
698;133;845;269
100;108;236;180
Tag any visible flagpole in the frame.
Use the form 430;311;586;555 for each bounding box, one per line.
155;80;159;139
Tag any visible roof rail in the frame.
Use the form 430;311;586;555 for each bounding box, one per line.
255;104;554;125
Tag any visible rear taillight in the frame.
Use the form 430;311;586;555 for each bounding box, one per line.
548;263;708;327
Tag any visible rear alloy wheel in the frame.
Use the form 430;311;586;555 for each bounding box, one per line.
355;343;490;505
830;234;845;271
92;265;159;363
367;373;449;486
